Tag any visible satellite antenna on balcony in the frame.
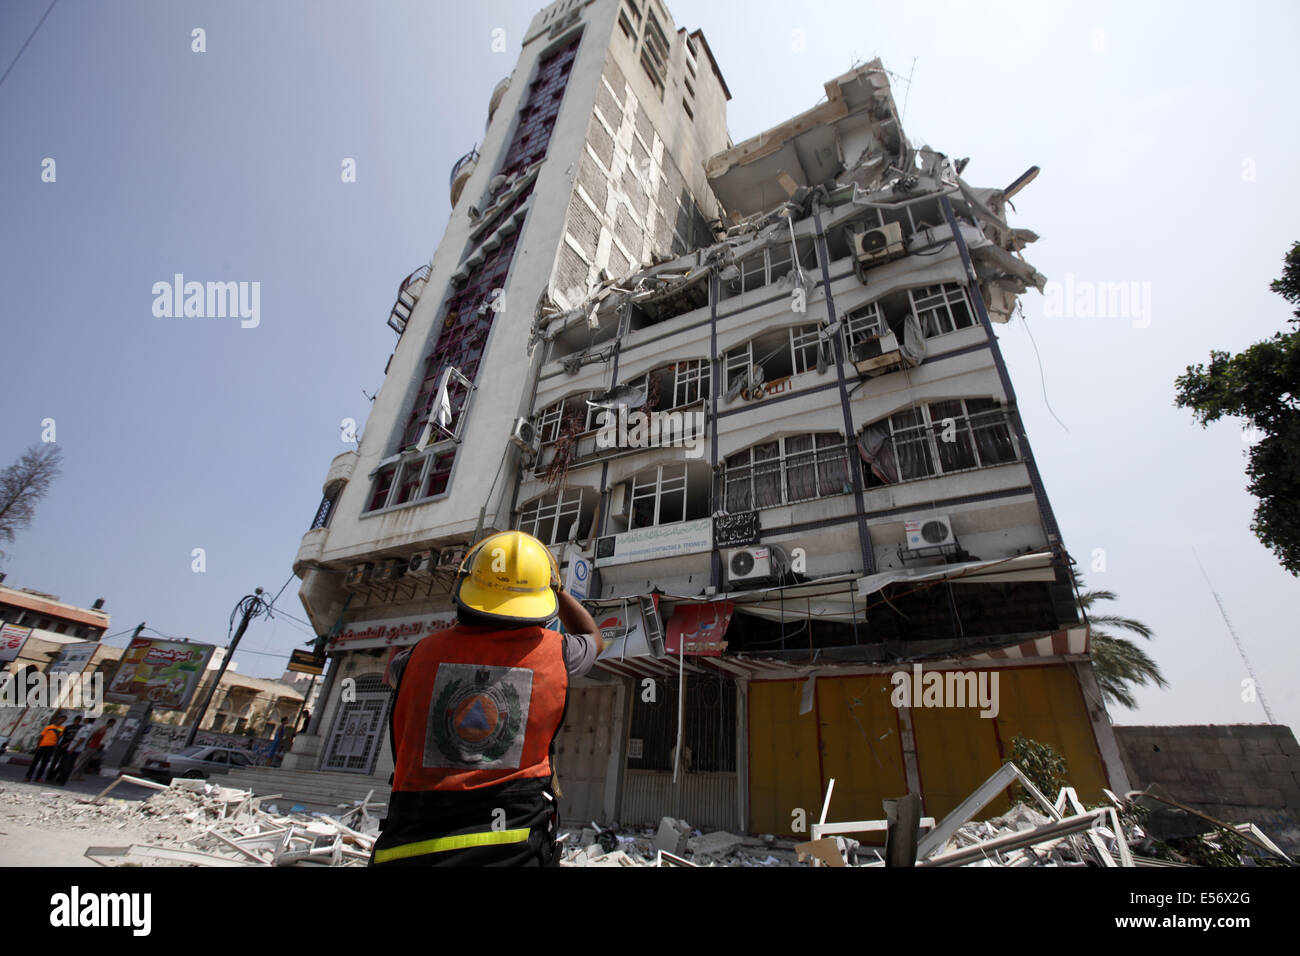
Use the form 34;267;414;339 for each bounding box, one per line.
587;382;647;413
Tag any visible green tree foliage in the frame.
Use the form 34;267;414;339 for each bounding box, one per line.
1074;569;1167;710
1009;735;1068;804
1175;241;1300;575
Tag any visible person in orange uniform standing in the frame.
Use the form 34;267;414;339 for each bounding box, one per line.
25;712;66;782
370;531;604;867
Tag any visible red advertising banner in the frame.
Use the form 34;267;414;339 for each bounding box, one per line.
665;602;733;656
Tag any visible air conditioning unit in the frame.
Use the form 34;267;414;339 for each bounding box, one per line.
438;546;468;571
510;417;540;453
406;550;437;578
726;547;773;585
608;481;632;522
372;558;407;584
904;516;955;551
852;329;904;376
343;563;374;590
853;222;905;268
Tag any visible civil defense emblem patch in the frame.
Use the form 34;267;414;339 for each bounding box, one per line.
424;662;534;769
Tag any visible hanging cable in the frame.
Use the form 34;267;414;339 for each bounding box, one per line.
1016;301;1069;433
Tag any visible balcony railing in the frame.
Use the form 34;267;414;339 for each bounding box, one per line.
309;492;335;530
387;264;431;335
449;147;480;189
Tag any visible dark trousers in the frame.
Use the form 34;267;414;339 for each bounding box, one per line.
26;746;56;780
54;750;82;784
370;783;560;867
45;748;73;783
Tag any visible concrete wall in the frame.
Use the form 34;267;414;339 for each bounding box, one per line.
1115;724;1300;852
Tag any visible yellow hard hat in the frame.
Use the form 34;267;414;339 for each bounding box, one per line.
453;530;560;625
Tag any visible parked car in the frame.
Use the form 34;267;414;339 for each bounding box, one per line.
137;745;253;782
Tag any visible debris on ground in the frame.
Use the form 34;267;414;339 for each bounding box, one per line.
8;761;1291;868
559;819;801;867
799;765;1298;868
1;775;382;867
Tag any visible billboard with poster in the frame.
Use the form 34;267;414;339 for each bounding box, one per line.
0;624;32;665
105;637;215;711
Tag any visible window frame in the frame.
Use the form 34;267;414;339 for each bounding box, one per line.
866;399;1020;485
517;487;589;546
843;301;885;352
909;282;975;338
628;463;694;529
723;433;852;511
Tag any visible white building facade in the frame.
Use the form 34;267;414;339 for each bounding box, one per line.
284;1;1128;836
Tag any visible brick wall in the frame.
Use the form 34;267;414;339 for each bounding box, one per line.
1115;724;1300;853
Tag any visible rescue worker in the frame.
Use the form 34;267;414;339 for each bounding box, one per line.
370;530;604;867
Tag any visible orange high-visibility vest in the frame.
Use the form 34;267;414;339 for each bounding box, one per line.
390;624;567;792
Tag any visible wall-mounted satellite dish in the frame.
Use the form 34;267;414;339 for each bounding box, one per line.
587;383;647;412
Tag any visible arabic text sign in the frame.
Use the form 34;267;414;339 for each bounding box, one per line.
105;638;215;710
327;614;456;652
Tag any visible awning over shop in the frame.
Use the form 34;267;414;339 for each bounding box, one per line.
854;550;1058;597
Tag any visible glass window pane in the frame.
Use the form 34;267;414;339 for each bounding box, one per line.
754;457;782;508
935;421;977;473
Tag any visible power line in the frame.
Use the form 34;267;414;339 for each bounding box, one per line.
263;572;296;612
0;0;58;90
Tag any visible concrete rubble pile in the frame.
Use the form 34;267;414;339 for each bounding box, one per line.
558;818;798;867
793;763;1299;869
65;775;382;867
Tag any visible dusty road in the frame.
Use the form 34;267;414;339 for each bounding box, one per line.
0;763;175;866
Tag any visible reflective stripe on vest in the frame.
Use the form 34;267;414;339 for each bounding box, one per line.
372;827;532;864
390;624;567;792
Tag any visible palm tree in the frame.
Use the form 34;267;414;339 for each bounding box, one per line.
1072;569;1168;709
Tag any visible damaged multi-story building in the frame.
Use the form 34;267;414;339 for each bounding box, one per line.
266;0;1131;837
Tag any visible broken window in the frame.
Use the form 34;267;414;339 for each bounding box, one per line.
723;433;851;511
367;466;396;512
625;360;710;411
628;462;709;529
735;239;811;294
909;283;975;337
789;325;822;375
724;323;824;394
843;301;885;352
366;447;457;513
860;399;1019;486
393;458;424;506
422;451;455;498
536;392;600;443
517;487;593;545
628;275;710;330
